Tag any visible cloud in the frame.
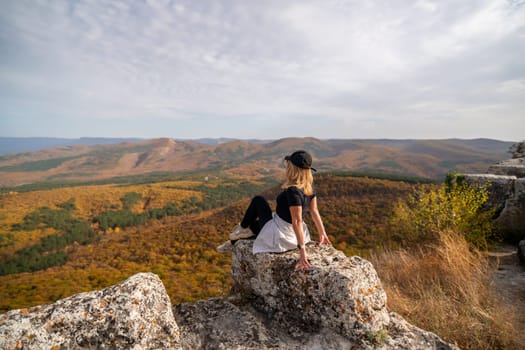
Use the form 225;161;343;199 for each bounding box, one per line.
0;0;523;139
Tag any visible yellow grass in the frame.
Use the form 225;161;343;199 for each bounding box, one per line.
371;231;521;349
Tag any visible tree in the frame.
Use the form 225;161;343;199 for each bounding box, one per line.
509;140;525;159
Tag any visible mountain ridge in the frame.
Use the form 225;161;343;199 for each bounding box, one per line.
0;137;513;187
0;136;514;156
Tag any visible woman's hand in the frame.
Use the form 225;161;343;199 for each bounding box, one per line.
295;248;311;271
290;205;310;271
319;233;331;246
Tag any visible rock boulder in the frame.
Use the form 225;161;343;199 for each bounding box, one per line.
225;240;458;349
0;272;180;350
231;240;389;340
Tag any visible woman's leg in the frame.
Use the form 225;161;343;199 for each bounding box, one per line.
240;195;272;235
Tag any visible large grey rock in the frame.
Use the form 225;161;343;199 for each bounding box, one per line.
174;297;459;350
226;240;458;349
232;240;389;340
0;272;180;350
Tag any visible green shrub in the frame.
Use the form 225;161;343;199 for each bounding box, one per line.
121;192;142;210
57;198;77;211
391;175;496;249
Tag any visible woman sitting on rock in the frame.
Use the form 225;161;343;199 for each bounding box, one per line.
217;150;331;271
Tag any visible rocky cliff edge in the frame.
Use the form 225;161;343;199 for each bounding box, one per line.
1;242;459;349
463;157;525;243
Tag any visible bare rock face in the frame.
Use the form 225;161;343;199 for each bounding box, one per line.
0;272;180;350
519;240;525;265
478;158;525;242
174;297;460;350
463;173;525;243
498;178;525;241
174;298;286;349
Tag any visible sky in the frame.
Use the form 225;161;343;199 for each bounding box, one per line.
0;0;524;141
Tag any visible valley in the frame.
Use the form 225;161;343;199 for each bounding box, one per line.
0;172;419;312
1;167;522;349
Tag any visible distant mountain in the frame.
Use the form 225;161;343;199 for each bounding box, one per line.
0;137;514;187
187;138;273;145
0;137;145;155
0;137;277;154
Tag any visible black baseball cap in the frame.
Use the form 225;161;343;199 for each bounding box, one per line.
285;150;317;171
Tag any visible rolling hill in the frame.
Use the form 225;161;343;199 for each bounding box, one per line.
0;137;513;187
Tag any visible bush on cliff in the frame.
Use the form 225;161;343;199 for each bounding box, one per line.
391;177;496;249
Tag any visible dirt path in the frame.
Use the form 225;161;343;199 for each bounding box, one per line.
489;245;525;342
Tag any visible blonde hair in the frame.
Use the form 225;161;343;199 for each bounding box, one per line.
282;160;314;195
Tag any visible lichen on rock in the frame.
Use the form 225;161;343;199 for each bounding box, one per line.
231;240;390;340
0;272;180;350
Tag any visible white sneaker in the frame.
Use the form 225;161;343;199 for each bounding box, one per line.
216;240;233;253
229;224;254;240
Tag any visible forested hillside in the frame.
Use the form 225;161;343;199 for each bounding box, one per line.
0;173;422;312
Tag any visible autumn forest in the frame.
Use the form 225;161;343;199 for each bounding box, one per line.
0;171;422;312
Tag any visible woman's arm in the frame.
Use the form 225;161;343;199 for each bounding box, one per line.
290;205;311;271
309;197;331;246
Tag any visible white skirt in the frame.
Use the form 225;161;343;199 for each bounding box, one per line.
252;212;311;254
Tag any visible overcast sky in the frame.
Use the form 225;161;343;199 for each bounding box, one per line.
1;0;524;141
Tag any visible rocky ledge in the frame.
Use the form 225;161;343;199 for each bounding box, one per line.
462;157;525;243
1;243;459;349
488;157;525;178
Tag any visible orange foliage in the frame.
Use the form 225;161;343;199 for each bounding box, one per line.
0;175;418;313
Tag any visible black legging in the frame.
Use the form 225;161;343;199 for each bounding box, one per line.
240;195;272;236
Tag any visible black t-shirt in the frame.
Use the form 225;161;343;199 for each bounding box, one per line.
276;186;316;224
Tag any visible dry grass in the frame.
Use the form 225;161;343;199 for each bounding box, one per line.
370;231;521;350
